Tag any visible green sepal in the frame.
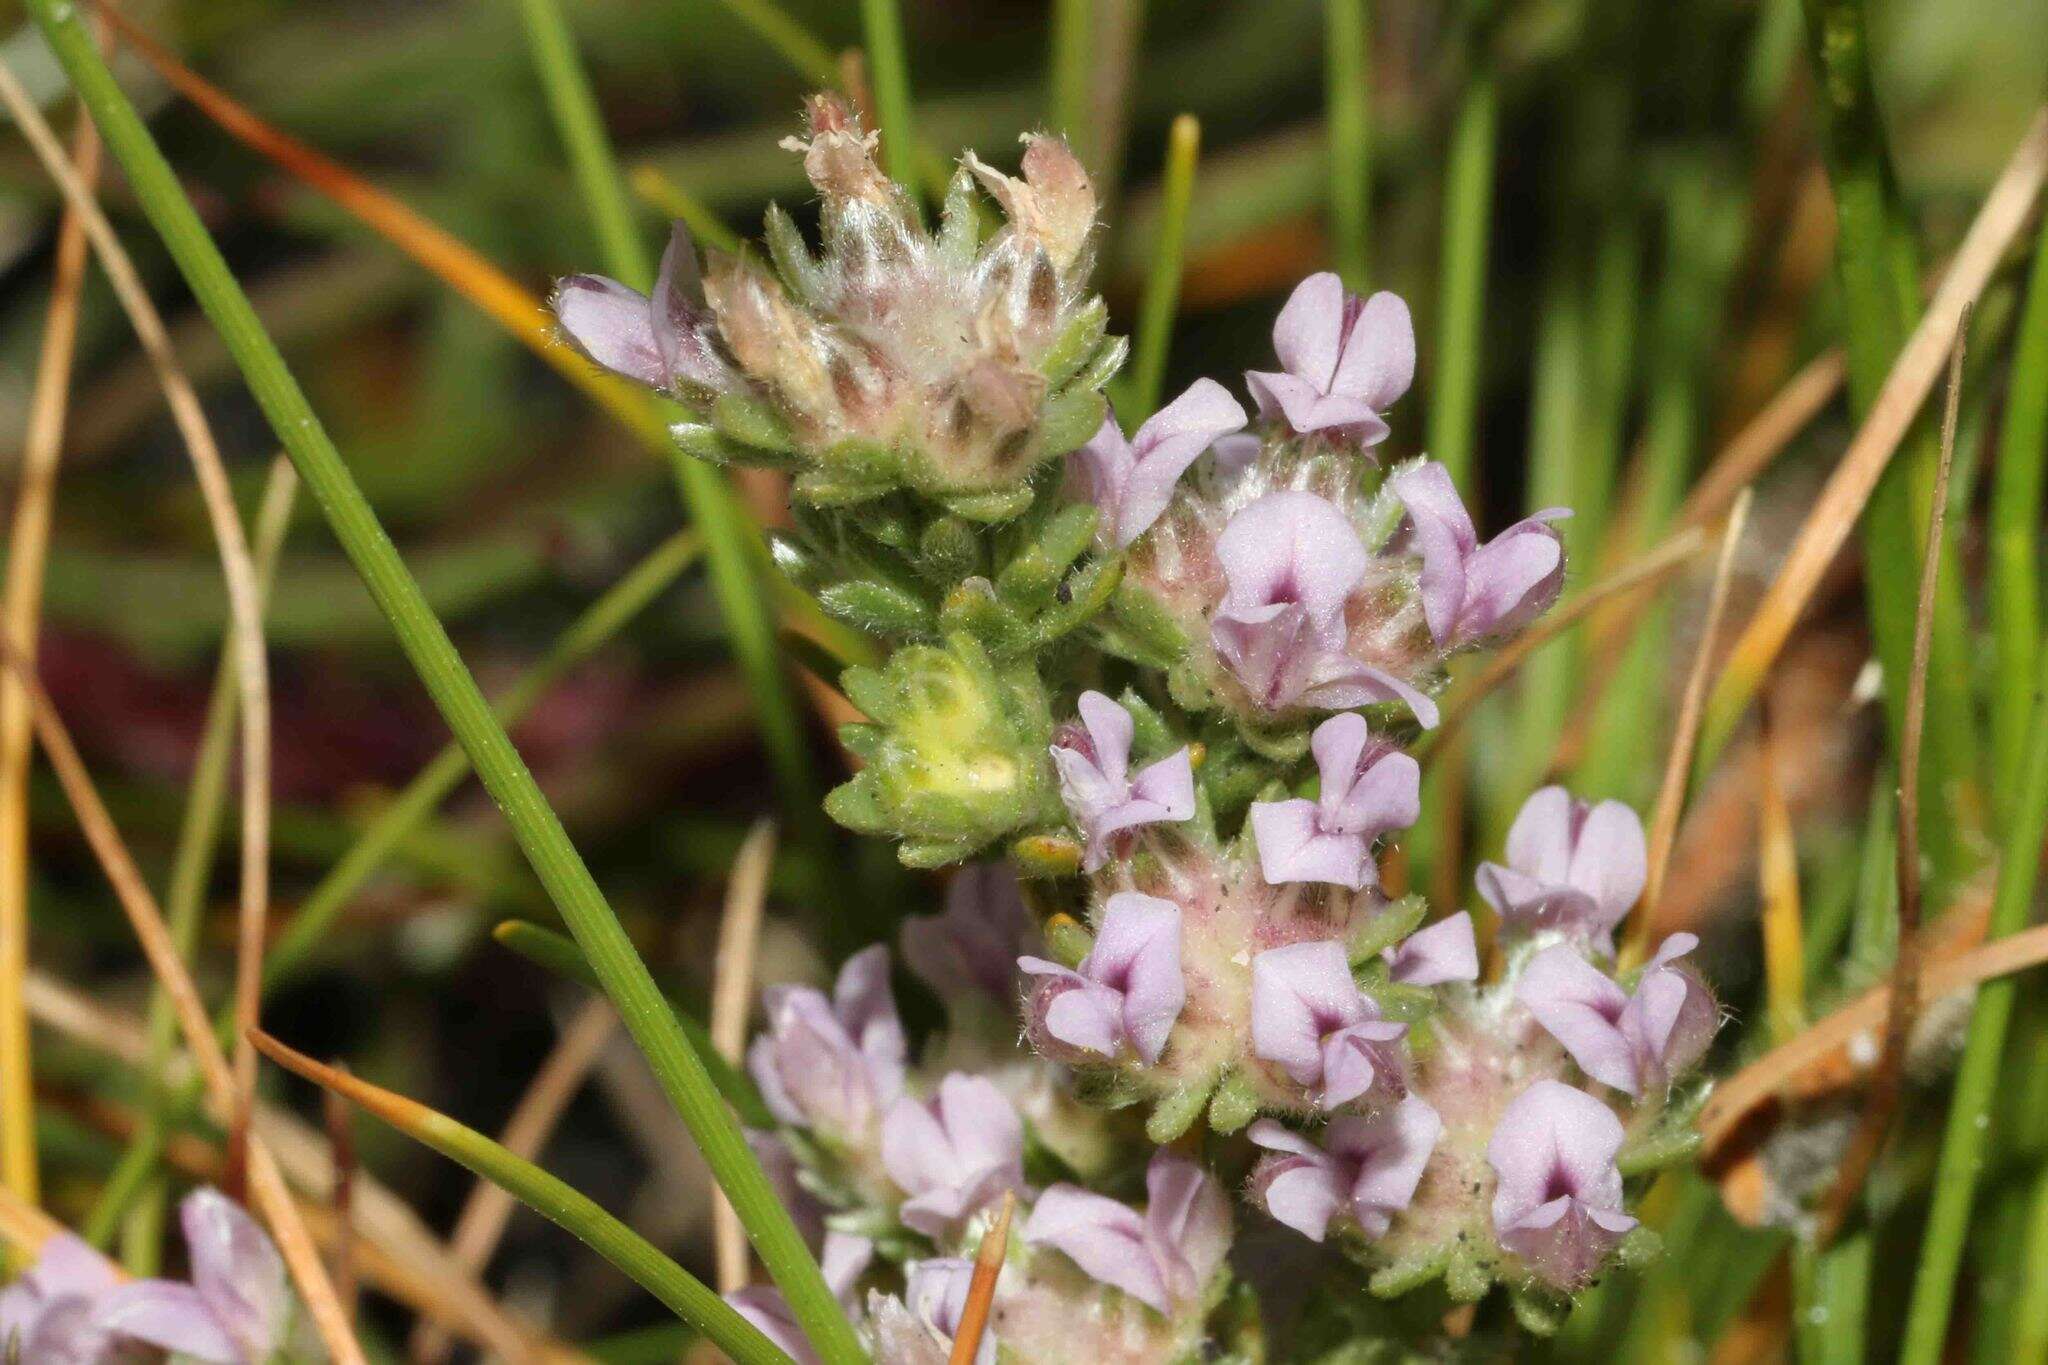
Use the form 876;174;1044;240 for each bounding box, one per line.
817;579;937;639
1039;296;1110;386
917;515;982;586
672;421;788;470
762;202;827;304
1442;1244;1493;1303
1238;717;1312;764
1206;1071;1261;1134
1367;1248;1447;1298
1615;1224;1664;1269
1508;1285;1571;1336
836;723;885;764
1146;1079;1216;1143
821;771;893;835
943;485;1037;523
1071;333;1131;394
937;164;980;269
900;836;986;869
1347;896;1429;965
1100;581;1188;669
711;391;797;454
765;531;819;588
1119;689;1175;759
1023;556;1123;649
939;577;1031;654
1039;387;1108;458
794;469;893;507
997;503;1099;609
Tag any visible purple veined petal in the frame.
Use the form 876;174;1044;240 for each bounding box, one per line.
1310;712;1372;808
94;1281;241;1363
1250;940;1368;1082
650;222;728;391
1384;911;1479;986
1109;379;1247;547
1075;691;1136;788
1388;461;1478;647
551;275;665;388
1129;748;1197;823
1211;601;1320;712
1246;1117;1322;1160
1021;1186;1169;1314
1565;800;1648;929
1072;414;1137;533
1249;798;1371;889
1328;748;1421;840
1019;960;1124;1059
819;1231;874;1302
1338;1098;1442;1234
725;1286;819;1365
1459;521;1565;642
747;1032;807;1127
1216;492;1370;626
1268;272;1348;390
833;945;908;1106
1258;1158;1348;1243
1318;1018;1405;1110
1503;785;1577;886
1297;659;1441;730
1089;893;1186;1063
180;1188;288;1363
1487;1081;1628;1229
1244;373;1388;441
1622;935;1718;1084
1516;946;1639;1094
1473;862;1601;934
1143;1150;1233;1301
1329;290;1415;412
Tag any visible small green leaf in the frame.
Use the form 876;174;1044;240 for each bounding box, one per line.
917;515;981;585
1347;897;1429;964
762;202;826;303
938;164;980;268
711;391;797;453
944;486;1037;523
1206;1071;1260;1134
1508;1285;1571;1336
1071;334;1131;395
817;579;937;638
997;503;1099;607
1146;1080;1215;1143
1367;1248;1447;1298
1039;296;1109;385
1039;388;1108;458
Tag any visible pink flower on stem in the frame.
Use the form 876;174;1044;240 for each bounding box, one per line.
1050;692;1195;872
1486;1081;1637;1291
0;1234;125;1364
552;225;736;395
748;945;907;1138
1515;933;1718;1096
1019;892;1185;1064
882;1074;1028;1238
1072;379;1247;548
868;1257;997;1365
1382;911;1479;986
1211;494;1439;727
93;1189;293;1364
1250;940;1407;1110
1021;1150;1232;1315
1247;1098;1442;1241
1476;786;1647;950
1249;712;1420;888
1389;461;1567;650
1244;273;1415;445
901;862;1036;1003
725;1231;872;1365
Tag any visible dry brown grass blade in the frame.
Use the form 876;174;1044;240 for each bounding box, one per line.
1697;886;2048;1159
1812;308;1970;1246
0;105;100;1214
409;993;617;1365
24;969;586;1363
1621;488;1754;971
325;1070;359;1325
1755;701;1806;1046
0;1179;66;1260
950;1191;1015;1365
0;643;363;1365
1700;108;2048;758
0;53;278;1201
712;819;776;1294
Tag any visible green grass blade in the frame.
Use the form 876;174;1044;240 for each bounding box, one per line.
25;7;864;1357
493;918;772;1127
1427;69;1496;492
1990;220;2048;823
859;0;918;189
715;0;840;88
1047;0;1089;145
262;530;703;989
254;1033;792;1365
1898;635;2048;1362
511;0;820;834
1325;0;1370;287
1121;114;1199;421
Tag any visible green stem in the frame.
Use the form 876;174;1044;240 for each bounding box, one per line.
1325;0;1370;287
1898;636;2048;1363
26;8;863;1359
859;0;918;190
1990;220;2048;824
1123;115;1199;421
1048;0;1089;144
510;0;819;839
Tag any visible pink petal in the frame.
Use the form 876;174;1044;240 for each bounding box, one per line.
1250;798;1370;888
1259;1160;1347;1242
180;1188;287;1361
1341;1098;1442;1232
1250;940;1367;1081
1022;1187;1169;1313
1144;1150;1233;1298
552;275;664;387
1075;691;1135;788
1502;786;1577;885
1516;947;1639;1094
94;1282;240;1363
1114;379;1246;547
1566;800;1648;929
1129;748;1197;822
1384;912;1479;986
1330;291;1415;411
1216;492;1369;626
1268;272;1347;389
1486;1081;1626;1224
1328;749;1420;840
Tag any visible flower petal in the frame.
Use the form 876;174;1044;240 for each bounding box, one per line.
552;275;664;387
1330;290;1416;412
1384;912;1479;986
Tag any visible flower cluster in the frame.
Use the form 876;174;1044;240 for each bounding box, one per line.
0;1188;315;1364
552;100;1724;1357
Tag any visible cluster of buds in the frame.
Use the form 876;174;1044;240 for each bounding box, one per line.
556;98;1728;1355
0;1188;317;1363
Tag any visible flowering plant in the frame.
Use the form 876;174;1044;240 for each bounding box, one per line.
550;98;1720;1359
